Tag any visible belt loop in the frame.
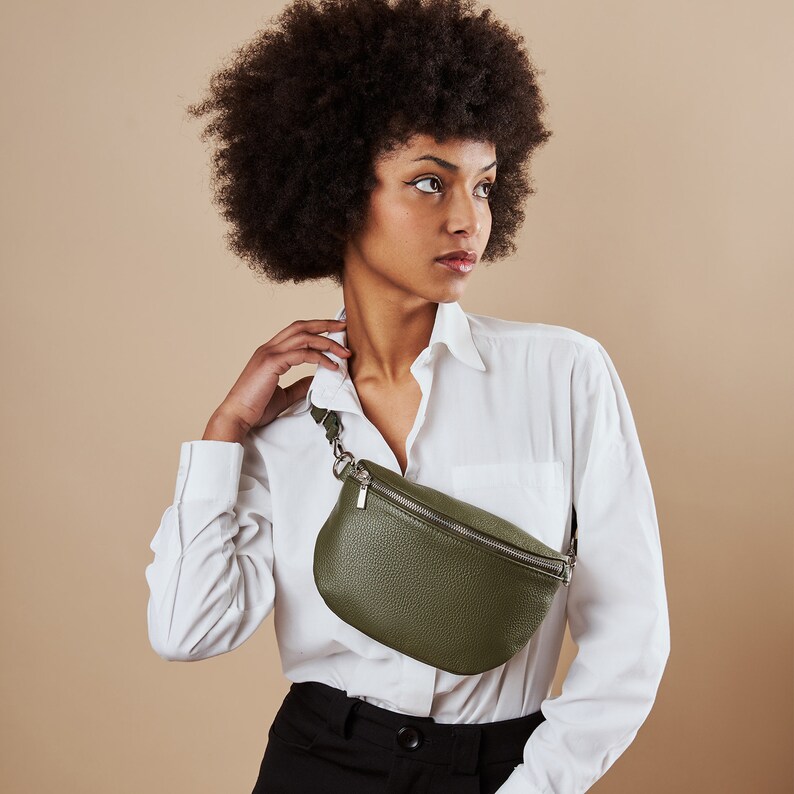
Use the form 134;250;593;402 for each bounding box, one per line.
326;688;359;740
450;725;482;775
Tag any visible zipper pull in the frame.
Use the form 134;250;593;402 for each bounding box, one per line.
357;480;369;509
352;465;372;509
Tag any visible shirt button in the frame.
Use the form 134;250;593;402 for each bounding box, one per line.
396;725;423;750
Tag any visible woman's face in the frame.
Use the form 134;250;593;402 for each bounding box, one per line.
342;133;496;305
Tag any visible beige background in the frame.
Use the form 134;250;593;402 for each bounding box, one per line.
1;0;791;791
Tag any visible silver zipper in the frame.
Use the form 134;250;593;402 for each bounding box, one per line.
348;463;573;585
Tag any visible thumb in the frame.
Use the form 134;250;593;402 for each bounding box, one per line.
283;375;314;407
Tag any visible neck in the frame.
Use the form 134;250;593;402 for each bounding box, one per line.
340;281;439;387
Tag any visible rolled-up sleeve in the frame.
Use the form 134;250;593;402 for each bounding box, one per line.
145;434;276;661
498;341;671;793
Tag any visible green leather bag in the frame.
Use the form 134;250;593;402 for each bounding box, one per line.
310;403;578;676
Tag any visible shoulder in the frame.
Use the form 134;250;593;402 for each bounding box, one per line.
463;309;602;357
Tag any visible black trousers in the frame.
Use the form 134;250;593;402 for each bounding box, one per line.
252;681;545;793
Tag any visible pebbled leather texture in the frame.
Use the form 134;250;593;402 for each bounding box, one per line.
313;458;568;675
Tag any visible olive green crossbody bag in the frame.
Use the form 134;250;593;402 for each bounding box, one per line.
310;403;578;676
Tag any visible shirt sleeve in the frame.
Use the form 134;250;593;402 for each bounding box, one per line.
144;434;276;661
497;341;671;793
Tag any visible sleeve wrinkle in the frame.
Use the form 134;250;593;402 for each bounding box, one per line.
512;338;670;793
145;438;276;661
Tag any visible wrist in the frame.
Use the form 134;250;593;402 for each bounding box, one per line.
202;410;249;444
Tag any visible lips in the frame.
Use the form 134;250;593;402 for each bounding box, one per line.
435;250;477;264
434;250;477;273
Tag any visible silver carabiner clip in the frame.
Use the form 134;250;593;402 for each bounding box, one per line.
332;450;355;480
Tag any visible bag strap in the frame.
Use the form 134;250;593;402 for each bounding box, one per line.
569;504;578;570
310;401;579;567
310;402;341;443
310;402;358;480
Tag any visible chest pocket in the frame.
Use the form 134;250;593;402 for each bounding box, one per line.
450;461;565;547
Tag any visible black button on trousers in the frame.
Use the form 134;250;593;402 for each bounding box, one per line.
252;681;545;794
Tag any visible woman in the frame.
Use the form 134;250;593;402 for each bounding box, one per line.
145;0;670;791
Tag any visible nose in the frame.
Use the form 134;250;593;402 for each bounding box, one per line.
444;188;483;238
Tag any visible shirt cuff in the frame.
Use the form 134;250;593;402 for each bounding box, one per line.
174;440;245;507
495;764;546;794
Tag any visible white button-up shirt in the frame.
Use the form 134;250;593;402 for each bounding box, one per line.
145;299;670;793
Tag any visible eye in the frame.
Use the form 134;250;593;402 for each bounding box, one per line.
406;176;496;199
408;176;443;194
475;181;494;199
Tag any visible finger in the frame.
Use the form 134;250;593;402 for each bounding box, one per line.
282;375;314;406
278;348;342;371
269;331;351;360
265;318;347;349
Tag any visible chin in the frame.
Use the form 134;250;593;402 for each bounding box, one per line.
427;283;469;305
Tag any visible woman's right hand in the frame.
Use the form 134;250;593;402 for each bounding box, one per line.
202;318;351;443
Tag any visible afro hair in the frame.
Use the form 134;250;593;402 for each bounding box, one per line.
186;0;552;286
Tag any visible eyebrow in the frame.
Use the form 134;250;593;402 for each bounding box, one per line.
410;155;498;174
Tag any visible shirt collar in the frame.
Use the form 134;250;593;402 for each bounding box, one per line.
303;300;485;412
426;300;486;372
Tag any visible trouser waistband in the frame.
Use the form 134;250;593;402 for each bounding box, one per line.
288;680;545;775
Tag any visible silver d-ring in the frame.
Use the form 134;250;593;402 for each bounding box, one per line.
332;451;355;480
